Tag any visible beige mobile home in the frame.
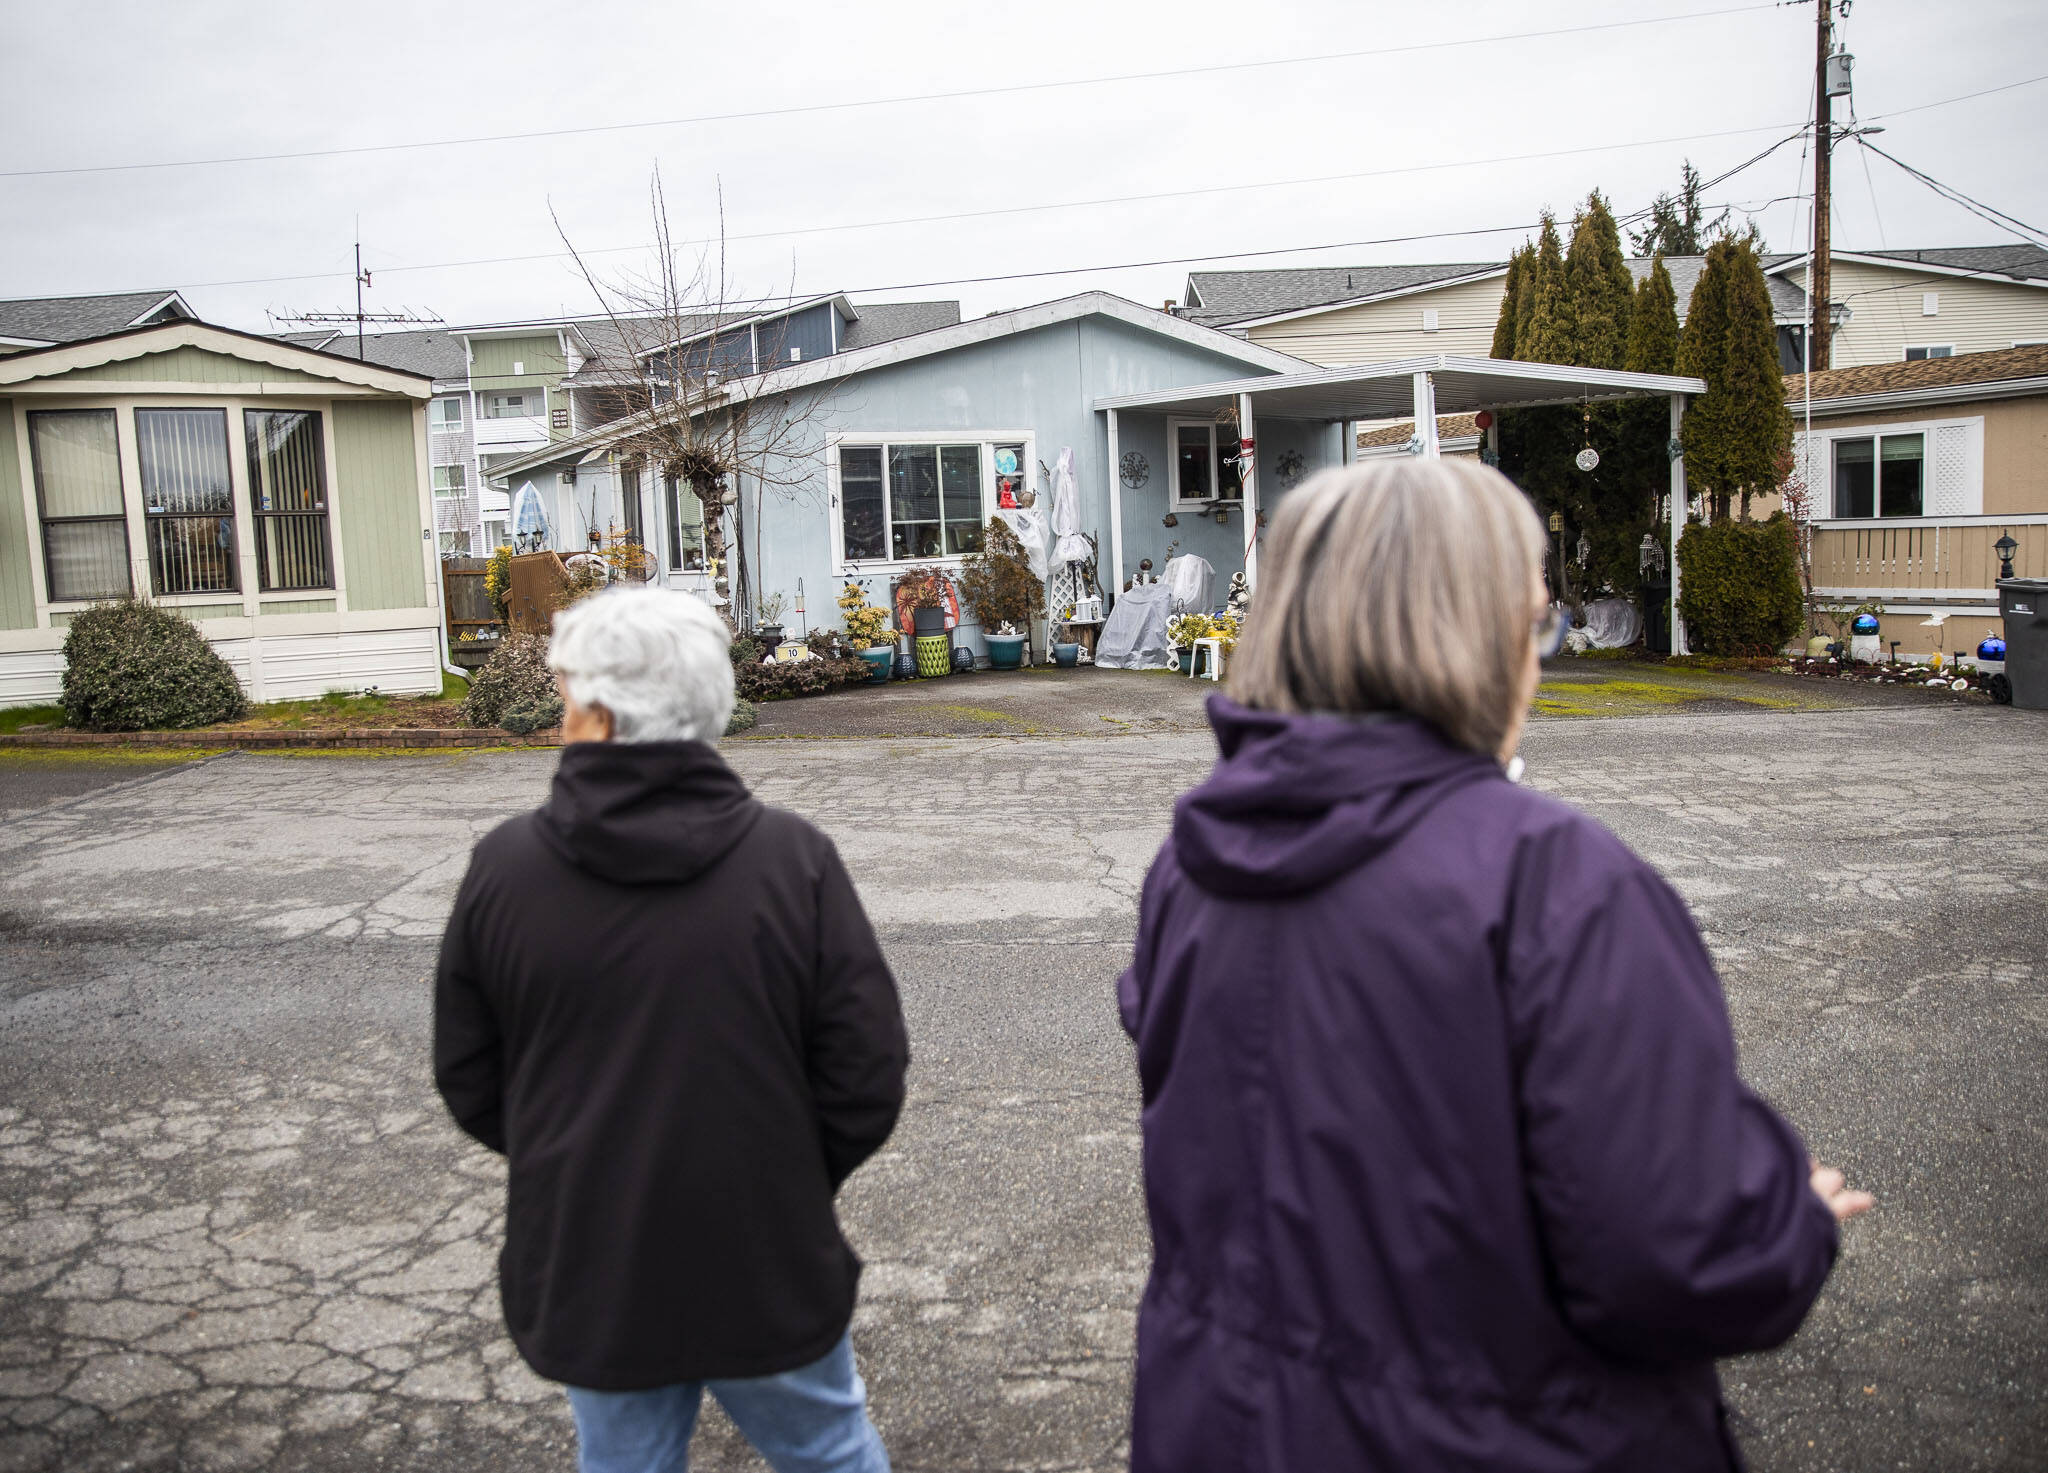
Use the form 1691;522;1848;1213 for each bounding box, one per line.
0;320;446;706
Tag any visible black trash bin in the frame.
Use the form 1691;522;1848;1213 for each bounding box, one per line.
1997;578;2048;710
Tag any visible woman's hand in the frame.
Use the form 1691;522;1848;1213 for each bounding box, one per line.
1810;1159;1875;1222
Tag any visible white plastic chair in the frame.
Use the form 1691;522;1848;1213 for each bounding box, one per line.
1187;637;1224;681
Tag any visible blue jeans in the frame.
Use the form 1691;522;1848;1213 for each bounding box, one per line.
566;1332;889;1473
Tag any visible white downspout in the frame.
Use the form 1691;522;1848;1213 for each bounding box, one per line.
1670;393;1689;656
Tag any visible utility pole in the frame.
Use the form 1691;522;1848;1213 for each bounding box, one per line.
1810;0;1834;372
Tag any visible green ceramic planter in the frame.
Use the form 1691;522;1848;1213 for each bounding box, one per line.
859;647;893;684
986;633;1026;670
915;634;952;678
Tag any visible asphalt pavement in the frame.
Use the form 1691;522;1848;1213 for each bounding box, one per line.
0;695;2043;1471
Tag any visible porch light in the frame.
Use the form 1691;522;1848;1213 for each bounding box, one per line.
1995;531;2018;580
1639;533;1666;577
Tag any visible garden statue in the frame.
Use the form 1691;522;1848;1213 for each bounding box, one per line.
1225;571;1251;618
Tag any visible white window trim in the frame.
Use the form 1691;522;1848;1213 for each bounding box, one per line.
826;430;1035;576
13;393;348;620
1902;345;1954;361
1167;418;1240;510
1796;413;1984;520
429;397;465;430
432;464;467;495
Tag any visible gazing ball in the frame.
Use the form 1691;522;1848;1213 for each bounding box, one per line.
1978;636;2007;661
1851;613;1880;636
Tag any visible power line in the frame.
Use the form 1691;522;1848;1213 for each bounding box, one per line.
2;4;1783;181
1869;70;2048;121
151;124;1810;297
1856;139;2048;245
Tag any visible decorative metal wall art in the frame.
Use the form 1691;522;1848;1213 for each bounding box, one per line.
1119;451;1150;489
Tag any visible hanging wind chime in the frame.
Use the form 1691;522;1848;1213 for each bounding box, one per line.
1575;397;1600;473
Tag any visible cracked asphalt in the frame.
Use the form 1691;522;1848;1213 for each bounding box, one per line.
1;696;2045;1471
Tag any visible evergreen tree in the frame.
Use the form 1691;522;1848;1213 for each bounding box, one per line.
1677;237;1791;520
1490;246;1530;359
1628;161;1732;257
1518;214;1574;364
1624;255;1681;373
1563;192;1635;371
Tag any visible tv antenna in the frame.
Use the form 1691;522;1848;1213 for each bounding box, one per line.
274;231;442;360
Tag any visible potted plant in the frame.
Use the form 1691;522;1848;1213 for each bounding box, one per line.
894;566;955;677
756;590;788;647
1050;622;1082;668
960;518;1044;671
837;581;895;685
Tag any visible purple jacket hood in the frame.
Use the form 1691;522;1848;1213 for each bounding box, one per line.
1172;697;1501;897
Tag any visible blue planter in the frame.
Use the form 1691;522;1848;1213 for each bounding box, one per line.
986;633;1027;670
1052;642;1080;668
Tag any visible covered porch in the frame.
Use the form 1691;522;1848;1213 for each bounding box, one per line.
1093;355;1707;647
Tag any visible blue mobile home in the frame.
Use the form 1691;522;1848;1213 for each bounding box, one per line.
485;292;1326;655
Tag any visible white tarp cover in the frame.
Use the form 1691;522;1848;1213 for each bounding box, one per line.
511;483;549;536
1163;554;1215;614
996;505;1050;581
1577;596;1642;649
1094;583;1177;670
1052;447;1090;565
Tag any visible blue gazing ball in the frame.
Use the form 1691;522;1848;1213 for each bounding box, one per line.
1978;635;2007;661
1851;613;1880;636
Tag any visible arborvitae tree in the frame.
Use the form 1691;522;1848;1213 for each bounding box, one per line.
1564;192;1635;371
1490;246;1530;360
1624;255;1681;374
1677;236;1790;520
1519;214;1574;364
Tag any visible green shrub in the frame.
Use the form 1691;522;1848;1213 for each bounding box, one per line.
499;695;564;735
461;633;556;728
735;654;870;702
1676;514;1804;656
60;599;245;732
724;698;758;735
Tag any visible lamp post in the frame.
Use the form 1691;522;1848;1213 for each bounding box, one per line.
1995;531;2018;581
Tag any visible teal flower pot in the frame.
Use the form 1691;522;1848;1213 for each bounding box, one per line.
986;633;1027;670
859;647;893;684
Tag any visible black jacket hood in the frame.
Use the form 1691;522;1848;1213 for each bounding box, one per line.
536;740;763;886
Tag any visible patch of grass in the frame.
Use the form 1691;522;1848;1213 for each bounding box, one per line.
0;704;66;735
0;746;225;768
1533;674;1798;719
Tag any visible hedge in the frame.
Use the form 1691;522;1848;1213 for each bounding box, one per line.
1675;514;1804;656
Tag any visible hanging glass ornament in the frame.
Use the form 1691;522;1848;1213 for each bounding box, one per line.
1575;402;1598;472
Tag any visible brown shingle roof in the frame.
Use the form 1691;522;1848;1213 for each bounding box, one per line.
1783;343;2048;402
1356;413;1482;448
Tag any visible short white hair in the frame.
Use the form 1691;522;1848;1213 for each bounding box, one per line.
548;587;735;744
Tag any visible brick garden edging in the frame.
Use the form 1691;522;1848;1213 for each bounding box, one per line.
0;727;563;751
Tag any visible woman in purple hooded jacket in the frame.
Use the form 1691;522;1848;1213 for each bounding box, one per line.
1118;459;1870;1472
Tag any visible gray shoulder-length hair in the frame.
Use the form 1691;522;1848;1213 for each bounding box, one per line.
1229;458;1547;755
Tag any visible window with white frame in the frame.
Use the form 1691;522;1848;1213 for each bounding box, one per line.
483;391;545;418
1903;345;1952;361
1169;419;1243;509
433;465;467;496
835;439;1013;564
1833;433;1923;518
429;397;465;431
29;409;132;603
137;407;239;595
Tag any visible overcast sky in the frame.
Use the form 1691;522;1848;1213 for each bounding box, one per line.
3;0;2043;334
